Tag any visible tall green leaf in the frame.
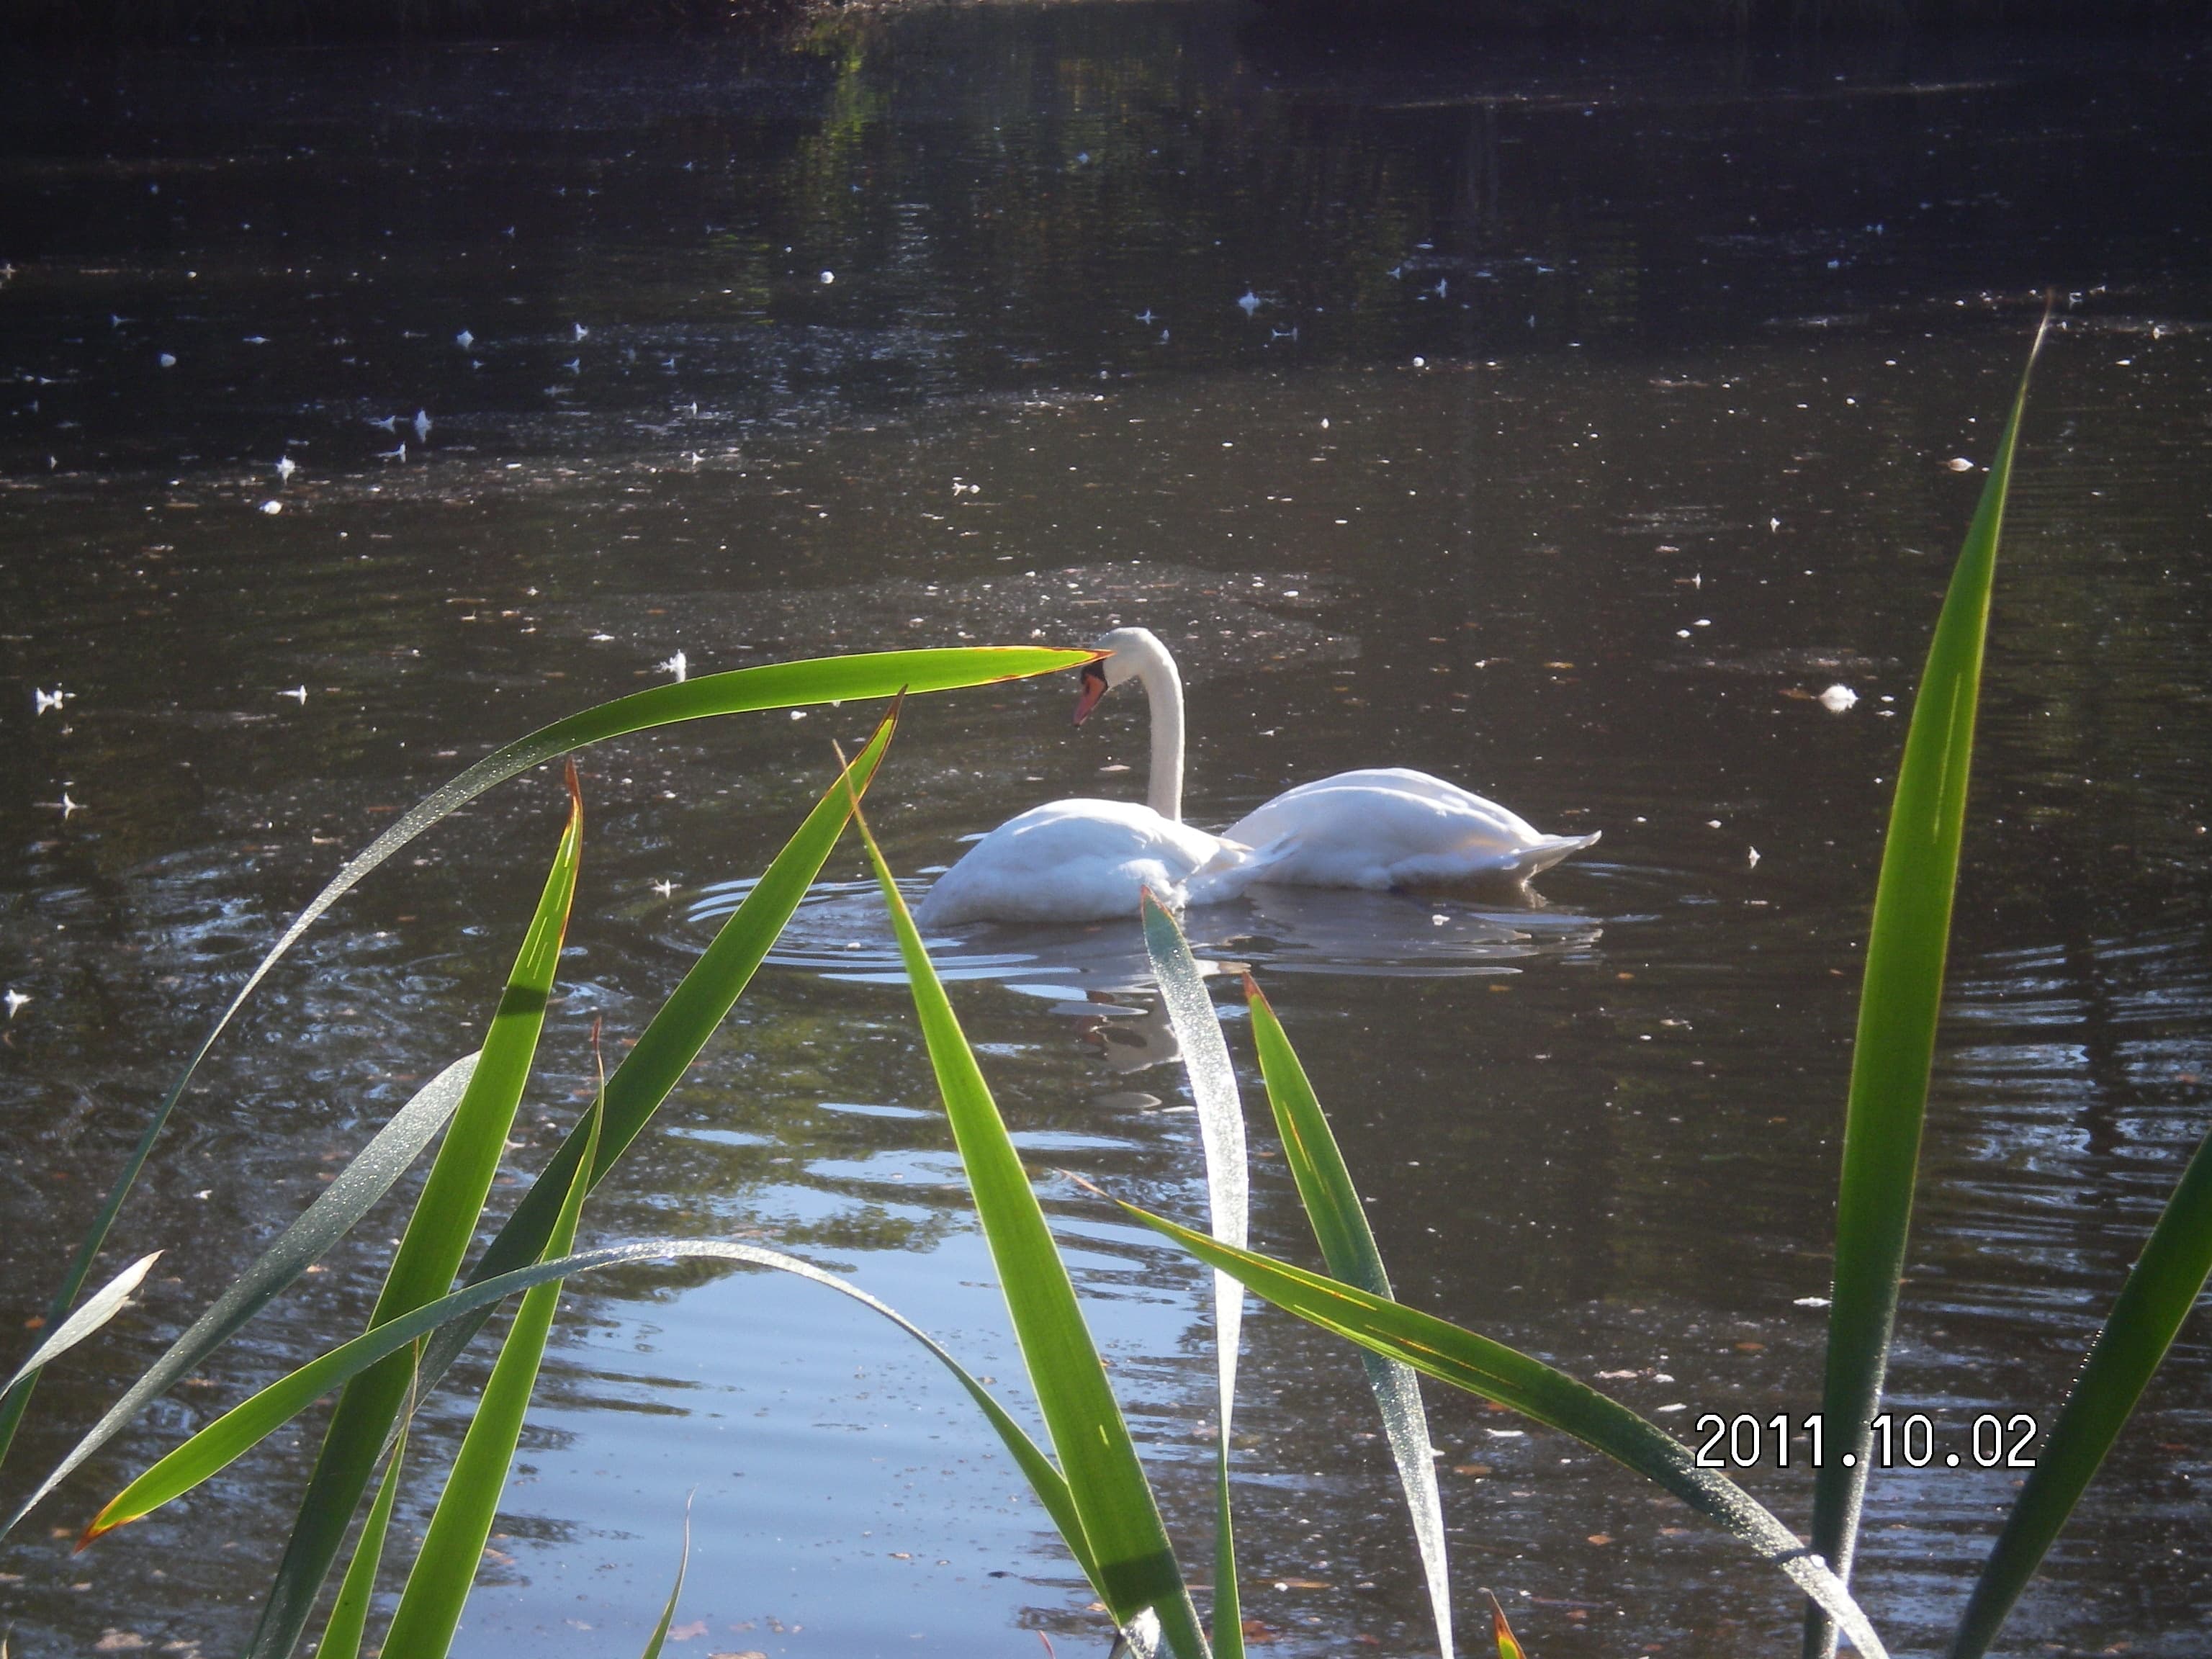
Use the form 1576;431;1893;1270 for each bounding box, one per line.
246;711;901;1659
1123;1208;1889;1659
1946;1125;2212;1659
317;1423;407;1659
636;1496;694;1659
846;800;1209;1659
377;1100;601;1658
1141;895;1247;1659
1;646;1088;1480
1243;976;1455;1659
246;769;582;1658
1803;314;2049;1658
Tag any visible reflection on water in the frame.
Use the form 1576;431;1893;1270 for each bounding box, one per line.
682;873;1603;990
2;6;2210;1658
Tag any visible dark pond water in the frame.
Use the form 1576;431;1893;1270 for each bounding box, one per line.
3;6;2210;1656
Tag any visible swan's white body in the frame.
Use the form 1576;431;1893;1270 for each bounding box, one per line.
916;626;1597;925
917;798;1224;925
1210;768;1600;894
915;629;1241;925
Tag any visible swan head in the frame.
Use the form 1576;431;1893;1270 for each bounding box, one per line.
1073;626;1167;727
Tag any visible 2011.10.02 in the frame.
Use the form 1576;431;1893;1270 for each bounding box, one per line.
1690;1412;2041;1470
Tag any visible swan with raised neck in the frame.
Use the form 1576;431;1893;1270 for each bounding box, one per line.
1075;626;1186;823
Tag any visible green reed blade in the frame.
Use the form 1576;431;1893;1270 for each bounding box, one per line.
1242;976;1454;1659
1;1052;480;1541
1484;1590;1527;1659
83;1238;1075;1546
378;1099;601;1659
245;715;899;1659
1803;313;2049;1659
1123;1208;1889;1659
636;1496;693;1659
1946;1125;2212;1659
847;806;1208;1659
6;646;1087;1484
0;1251;163;1407
1140;896;1247;1659
246;772;583;1659
317;1424;406;1659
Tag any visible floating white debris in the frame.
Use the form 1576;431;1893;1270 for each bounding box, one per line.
281;685;307;703
819;269;835;284
455;329;474;349
157;352;176;368
276;456;296;482
1819;683;1860;713
1237;289;1261;315
1747;846;1761;868
413;410;431;441
1794;1296;1831;1308
1768;516;1781;531
652;879;675;898
572;322;589;341
788;709;808;720
1946;457;1975;472
259;500;282;515
3;988;27;1019
33;686;70;714
377;444;406;463
1136;308;1155;325
660;649;688;683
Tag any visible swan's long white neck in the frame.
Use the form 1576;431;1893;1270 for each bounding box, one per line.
1123;637;1186;823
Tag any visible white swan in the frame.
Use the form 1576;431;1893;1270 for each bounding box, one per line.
1211;767;1599;894
915;628;1233;925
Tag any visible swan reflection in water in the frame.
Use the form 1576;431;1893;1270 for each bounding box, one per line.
678;874;1602;995
673;876;1599;1088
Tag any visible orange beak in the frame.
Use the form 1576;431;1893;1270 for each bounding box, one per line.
1072;660;1110;727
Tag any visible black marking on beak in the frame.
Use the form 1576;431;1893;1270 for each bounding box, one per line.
1073;660;1110;727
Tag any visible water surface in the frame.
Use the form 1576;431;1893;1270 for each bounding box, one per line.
3;9;2210;1657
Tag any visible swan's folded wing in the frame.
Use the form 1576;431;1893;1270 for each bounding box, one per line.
1183;832;1303;907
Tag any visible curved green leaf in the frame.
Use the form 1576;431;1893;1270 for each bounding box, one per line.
1244;976;1454;1659
1804;313;2049;1657
637;1496;693;1659
249;772;582;1658
1947;1124;2212;1659
0;1251;163;1406
247;709;895;1659
379;1100;601;1658
1123;1206;1889;1659
85;1237;1071;1547
318;1424;407;1659
5;646;1087;1483
848;806;1208;1659
1;1051;479;1539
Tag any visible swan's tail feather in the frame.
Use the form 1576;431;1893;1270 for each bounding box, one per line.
1513;828;1601;880
1184;832;1303;907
